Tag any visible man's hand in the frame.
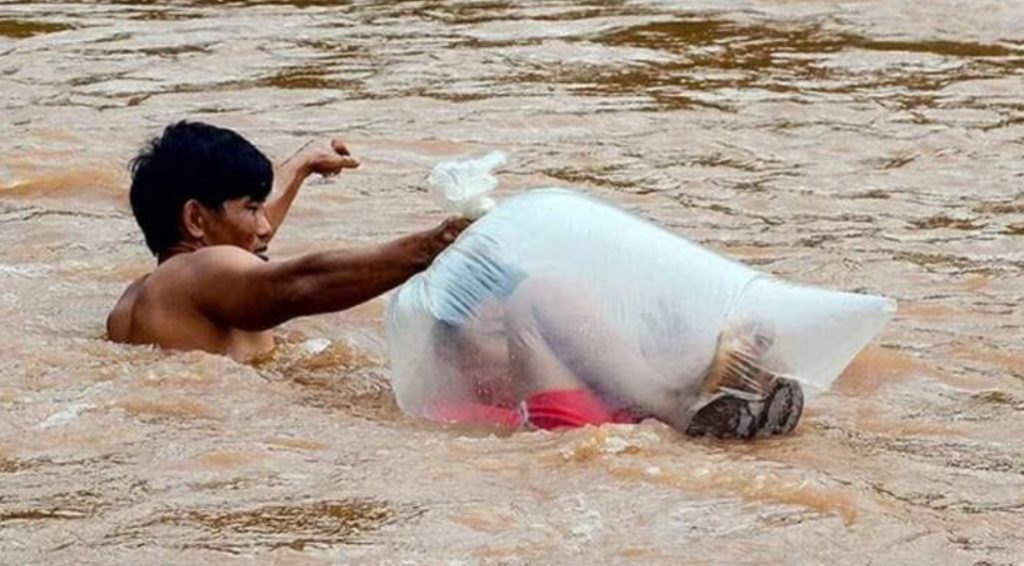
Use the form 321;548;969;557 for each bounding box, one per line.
289;138;361;178
422;216;473;261
267;138;361;237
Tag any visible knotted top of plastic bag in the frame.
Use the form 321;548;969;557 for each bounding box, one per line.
427;151;507;220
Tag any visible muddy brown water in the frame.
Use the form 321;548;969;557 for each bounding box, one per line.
1;1;1022;564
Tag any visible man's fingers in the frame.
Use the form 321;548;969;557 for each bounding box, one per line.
317;154;361;177
428;216;473;257
330;138;351;156
316;140;359;175
450;217;473;231
337;156;360;169
442;216;473;241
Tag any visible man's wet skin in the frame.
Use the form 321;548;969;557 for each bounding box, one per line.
108;122;470;362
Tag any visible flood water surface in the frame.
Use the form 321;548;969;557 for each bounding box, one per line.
1;1;1023;564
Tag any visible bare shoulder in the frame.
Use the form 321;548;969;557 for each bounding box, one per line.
141;246;265;292
184;245;266;276
161;246;278;327
106;274;149;342
106;247;262;342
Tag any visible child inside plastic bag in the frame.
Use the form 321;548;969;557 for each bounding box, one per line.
386;154;895;439
426;272;804;438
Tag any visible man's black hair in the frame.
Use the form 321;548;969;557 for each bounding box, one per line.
129;120;273;256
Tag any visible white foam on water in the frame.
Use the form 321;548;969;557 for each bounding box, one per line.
36;403;93;429
0;263;48;278
300;338;332;356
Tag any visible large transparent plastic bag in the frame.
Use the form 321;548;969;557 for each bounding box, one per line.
387;156;896;431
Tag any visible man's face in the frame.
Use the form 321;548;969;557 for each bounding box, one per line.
203;197;272;259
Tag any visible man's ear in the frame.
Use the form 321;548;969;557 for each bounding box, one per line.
182;199;207;241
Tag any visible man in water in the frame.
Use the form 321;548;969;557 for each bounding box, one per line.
107;121;469;361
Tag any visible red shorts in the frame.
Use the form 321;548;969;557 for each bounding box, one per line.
427;389;639;430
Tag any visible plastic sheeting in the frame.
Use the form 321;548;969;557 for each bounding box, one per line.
387;163;895;430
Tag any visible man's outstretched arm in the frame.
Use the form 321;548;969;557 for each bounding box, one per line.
191;218;470;332
266;139;360;237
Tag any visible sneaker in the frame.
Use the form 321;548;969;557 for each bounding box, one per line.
685;376;804;439
755;376;803;437
684;392;757;438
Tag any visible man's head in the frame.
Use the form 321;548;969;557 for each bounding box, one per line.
130;121;274;260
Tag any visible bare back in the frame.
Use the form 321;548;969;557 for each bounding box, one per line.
107;248;274;361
